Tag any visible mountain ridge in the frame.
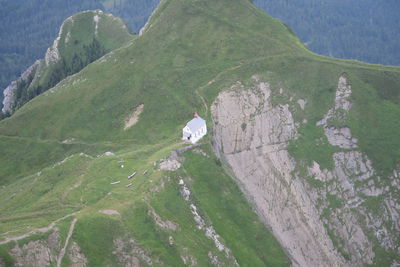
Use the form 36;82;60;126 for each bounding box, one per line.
0;0;399;265
2;10;133;116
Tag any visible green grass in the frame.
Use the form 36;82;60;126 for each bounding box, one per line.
146;178;222;266
72;216;123;266
0;0;399;265
361;195;384;217
347;73;400;176
0;244;14;267
326;194;344;209
182;145;290;266
7;9;133;115
122;203;185;266
370;245;400;267
288;122;339;170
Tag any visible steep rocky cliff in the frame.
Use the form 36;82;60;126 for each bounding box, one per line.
212;75;399;266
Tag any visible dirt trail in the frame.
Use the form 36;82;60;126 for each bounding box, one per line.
56;218;78;267
0;212;79;245
195;64;242;118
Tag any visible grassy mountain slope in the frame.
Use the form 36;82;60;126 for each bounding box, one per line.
0;0;159;105
0;0;399;265
2;10;133;115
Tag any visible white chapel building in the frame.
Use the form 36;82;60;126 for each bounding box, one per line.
182;113;207;144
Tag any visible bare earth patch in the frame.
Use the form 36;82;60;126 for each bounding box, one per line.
148;209;178;231
124;104;144;130
99;210;120;216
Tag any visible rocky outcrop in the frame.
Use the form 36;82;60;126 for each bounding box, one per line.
159;158;181;171
178;177;238;265
10;230;60;267
317;75;358;149
148;209;179;231
212;78;344;266
211;75;400;266
67;242;88;267
2;60;40;114
113;238;153;266
2;10;132;117
313;76;399;261
44;30;61;66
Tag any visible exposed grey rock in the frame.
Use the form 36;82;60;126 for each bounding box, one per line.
179;179;191;201
317;75;358;149
6;229;61;267
208;251;220;266
148;209;179;231
113;239;141;267
297;99;306;110
179;247;197;266
113;238;152;266
11;240;56;267
211;76;400;266
308;161;334;182
160;158;181;171
48;230;61;251
61;138;77;144
212;75;400;266
333;151;374;197
315;76;398;259
324;127;358;149
335;76;352;111
178;178;237;264
93;13;101;36
67;242;88;267
2;60;41;114
2;81;17;114
44;18;66;66
212;79;345;267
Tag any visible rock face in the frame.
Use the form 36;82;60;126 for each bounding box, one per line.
113;238;152;266
67;242;88;267
211;75;400;266
2;60;40;114
10;230;60;267
317;75;358;149
2;226;91;267
212;79;344;266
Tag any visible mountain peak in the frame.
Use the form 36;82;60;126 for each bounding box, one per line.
2;10;133;115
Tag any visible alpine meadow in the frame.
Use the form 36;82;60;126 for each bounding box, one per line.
0;0;399;266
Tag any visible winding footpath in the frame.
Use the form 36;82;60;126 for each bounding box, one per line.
56;218;78;267
0;212;79;246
